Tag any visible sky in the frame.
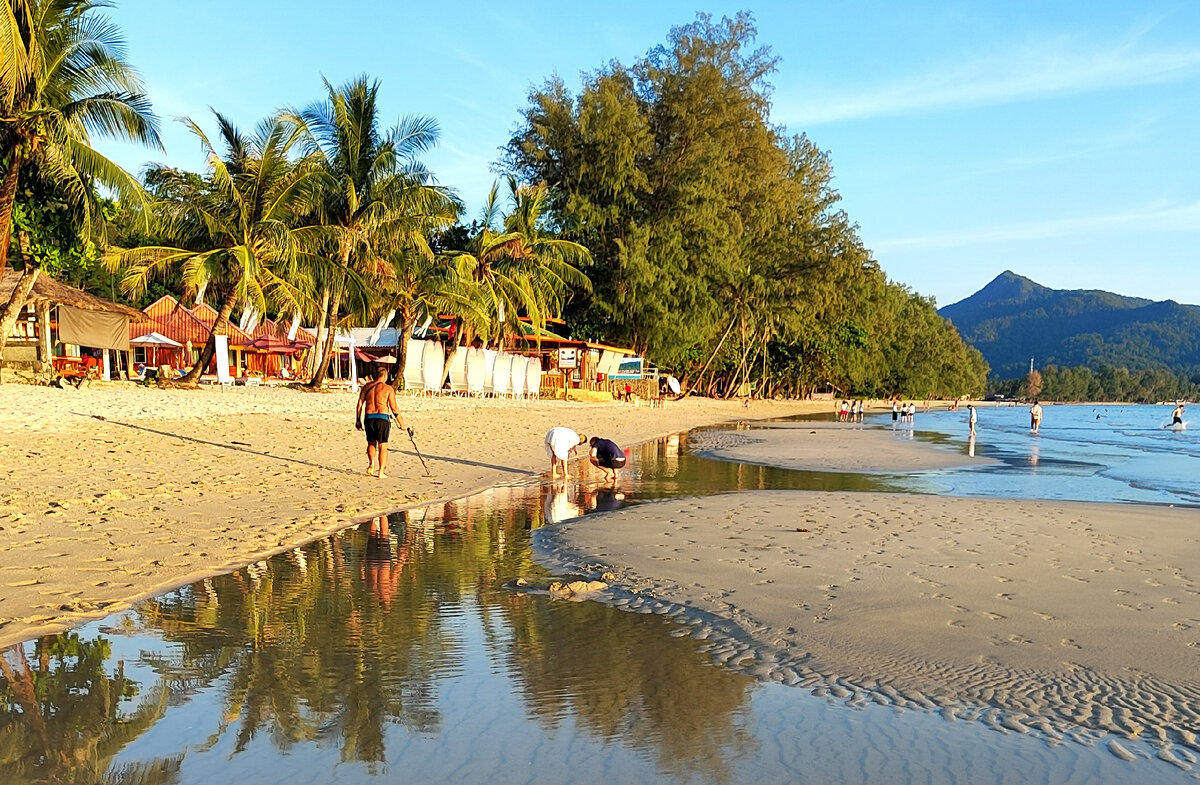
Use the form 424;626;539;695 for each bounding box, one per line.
101;1;1200;308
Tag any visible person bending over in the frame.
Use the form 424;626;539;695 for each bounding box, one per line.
356;366;404;478
589;436;627;481
545;426;586;480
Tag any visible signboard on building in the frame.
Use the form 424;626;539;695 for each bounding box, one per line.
557;348;577;369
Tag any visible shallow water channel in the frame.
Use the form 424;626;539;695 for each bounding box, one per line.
1;423;1192;784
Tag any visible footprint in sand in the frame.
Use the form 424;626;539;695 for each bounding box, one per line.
1061;638;1082;649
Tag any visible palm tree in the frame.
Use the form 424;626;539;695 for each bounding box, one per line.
108;112;322;385
283;76;458;388
0;0;161;360
449;178;591;348
382;248;484;387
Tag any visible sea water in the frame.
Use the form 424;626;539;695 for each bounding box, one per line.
874;403;1200;506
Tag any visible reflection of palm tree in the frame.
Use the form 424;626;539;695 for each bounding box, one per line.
0;636;180;785
494;598;754;783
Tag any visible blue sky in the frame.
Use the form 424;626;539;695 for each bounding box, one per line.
102;1;1200;308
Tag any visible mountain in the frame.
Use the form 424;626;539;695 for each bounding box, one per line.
938;271;1200;379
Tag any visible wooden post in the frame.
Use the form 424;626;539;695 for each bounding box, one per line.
36;304;52;371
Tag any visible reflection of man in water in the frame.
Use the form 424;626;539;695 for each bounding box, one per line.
591;486;626;513
362;515;406;609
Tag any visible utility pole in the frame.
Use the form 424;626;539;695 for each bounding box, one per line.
1029;357;1034;374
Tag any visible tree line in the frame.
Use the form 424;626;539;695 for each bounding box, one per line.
997;364;1200;403
2;2;987;398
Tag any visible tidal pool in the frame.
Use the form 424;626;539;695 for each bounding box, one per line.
1;429;1191;784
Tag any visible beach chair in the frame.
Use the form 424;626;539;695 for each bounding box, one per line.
509;355;527;398
465;347;486;397
491;352;511;397
482;349;498;396
525;360;541;400
402;339;425;394
446;348;468;394
420;340;445;395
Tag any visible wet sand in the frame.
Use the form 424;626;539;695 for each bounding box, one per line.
540;489;1200;753
688;420;995;471
0;383;832;648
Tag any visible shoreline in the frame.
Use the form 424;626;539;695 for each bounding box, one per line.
0;383;830;648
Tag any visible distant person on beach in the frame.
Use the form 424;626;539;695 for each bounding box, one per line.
967;404;977;436
907;402;916;424
356;366;404;478
1030;401;1043;433
589;436;627;481
1172;403;1184;427
892;400;899;423
545;426;587;480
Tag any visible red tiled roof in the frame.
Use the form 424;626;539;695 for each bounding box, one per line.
134;296;252;347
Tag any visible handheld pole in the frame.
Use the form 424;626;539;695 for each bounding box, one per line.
399;417;432;476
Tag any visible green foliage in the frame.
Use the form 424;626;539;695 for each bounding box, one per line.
9;174;100;276
992;363;1200;403
506;12;985;397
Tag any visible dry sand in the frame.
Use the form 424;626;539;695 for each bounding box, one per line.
0;382;828;648
539;490;1200;750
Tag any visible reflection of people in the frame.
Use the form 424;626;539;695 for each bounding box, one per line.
545;427;586;480
544;483;583;524
361;515;406;610
967;404;977;436
356;366;404;478
589;486;626;513
589;436;627;481
1030;400;1043;433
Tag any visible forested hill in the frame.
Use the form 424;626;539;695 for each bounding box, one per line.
939;271;1200;379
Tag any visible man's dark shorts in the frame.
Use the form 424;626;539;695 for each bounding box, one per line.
597;454;627;470
365;415;391;444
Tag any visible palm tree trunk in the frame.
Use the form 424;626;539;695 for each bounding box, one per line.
307;282;342;387
0;231;39;378
0;148;25;272
180;290;237;386
390;310;413;390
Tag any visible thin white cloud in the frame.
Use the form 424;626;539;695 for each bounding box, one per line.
780;34;1200;125
873;201;1200;253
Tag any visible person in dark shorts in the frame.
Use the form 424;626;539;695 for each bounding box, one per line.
589;436;627;481
356;366;405;478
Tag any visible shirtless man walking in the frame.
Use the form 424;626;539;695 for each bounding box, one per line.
356;366;405;478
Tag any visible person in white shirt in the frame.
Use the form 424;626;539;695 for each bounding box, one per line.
545;427;587;480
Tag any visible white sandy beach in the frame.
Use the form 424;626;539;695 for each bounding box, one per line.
0;383;831;648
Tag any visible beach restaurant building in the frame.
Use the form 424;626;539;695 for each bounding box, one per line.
134;296;311;380
1;269;145;378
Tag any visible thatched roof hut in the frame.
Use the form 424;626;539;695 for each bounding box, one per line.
1;269;145;320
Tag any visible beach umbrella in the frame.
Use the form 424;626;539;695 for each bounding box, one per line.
130;331;182;365
247;335;302;355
